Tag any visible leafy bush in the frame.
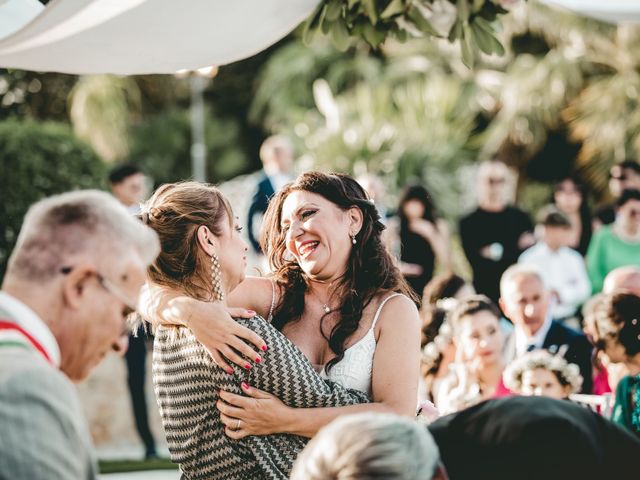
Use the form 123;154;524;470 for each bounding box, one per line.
0;119;105;280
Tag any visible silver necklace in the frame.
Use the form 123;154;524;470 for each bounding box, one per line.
308;288;334;314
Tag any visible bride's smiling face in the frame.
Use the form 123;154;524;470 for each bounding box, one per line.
280;190;361;281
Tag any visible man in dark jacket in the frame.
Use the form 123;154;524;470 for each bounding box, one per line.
247;135;294;253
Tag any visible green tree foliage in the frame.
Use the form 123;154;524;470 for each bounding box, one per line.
304;0;510;67
0;119;105;279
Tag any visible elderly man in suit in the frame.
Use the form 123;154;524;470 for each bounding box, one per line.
246;135;294;254
0;190;159;479
500;264;593;393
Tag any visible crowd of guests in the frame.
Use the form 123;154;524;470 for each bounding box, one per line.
415;158;640;438
1;143;640;480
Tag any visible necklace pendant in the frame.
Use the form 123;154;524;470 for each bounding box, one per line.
323;305;331;314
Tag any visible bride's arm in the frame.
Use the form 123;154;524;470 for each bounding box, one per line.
219;295;421;438
139;277;274;372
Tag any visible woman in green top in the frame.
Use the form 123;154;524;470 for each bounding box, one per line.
591;292;640;436
587;189;640;292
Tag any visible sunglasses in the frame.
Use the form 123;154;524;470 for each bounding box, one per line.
610;173;627;181
60;266;138;335
486;177;506;185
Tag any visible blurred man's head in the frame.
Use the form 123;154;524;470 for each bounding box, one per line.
259;135;294;175
108;164;146;207
603;266;640;297
536;205;572;251
477;160;512;208
609;161;640;198
291;412;446;480
500;265;550;337
2;191;159;381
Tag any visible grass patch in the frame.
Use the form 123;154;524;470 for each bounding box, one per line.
99;458;177;474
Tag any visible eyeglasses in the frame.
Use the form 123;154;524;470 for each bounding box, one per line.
554;186;580;195
486;177;506;185
60;266;138;334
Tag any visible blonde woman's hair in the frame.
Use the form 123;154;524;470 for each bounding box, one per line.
7;189;159;281
141;181;232;301
290;413;440;480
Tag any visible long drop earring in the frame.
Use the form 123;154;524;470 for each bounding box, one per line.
211;253;224;301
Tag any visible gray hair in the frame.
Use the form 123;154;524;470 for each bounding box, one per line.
500;263;546;299
6;190;159;281
290;413;440;480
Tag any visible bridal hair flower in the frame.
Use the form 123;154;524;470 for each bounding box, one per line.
503;349;583;394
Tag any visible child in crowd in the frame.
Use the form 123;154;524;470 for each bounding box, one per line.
519;205;591;323
503;349;583;400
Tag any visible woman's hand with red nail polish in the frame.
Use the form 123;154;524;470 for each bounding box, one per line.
218;386;291;439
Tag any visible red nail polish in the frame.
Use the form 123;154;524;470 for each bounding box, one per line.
261;345;267;352
227;368;233;375
241;382;249;390
247;310;256;315
245;364;251;370
255;357;261;363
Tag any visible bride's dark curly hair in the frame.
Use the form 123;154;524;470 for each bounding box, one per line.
261;171;416;371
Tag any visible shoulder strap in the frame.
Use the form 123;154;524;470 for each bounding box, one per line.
371;293;403;330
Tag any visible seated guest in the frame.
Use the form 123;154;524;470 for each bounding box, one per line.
420;305;455;404
587;189;640;292
436;296;511;414
582;294;616;395
500;264;593;392
290;412;446;480
0;191;159;479
519;205;591;322
590;292;640;437
429;396;640;480
503;349;583;400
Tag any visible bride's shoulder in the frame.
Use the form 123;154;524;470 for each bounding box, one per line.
373;290;419;329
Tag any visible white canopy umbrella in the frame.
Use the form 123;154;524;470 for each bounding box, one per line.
539;0;640;24
0;0;319;75
0;0;43;39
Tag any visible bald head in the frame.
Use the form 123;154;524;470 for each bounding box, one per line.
603;266;640;296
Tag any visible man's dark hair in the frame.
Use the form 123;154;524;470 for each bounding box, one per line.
108;164;143;185
616;188;640;208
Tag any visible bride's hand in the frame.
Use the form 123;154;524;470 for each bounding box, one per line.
167;297;268;374
217;383;290;439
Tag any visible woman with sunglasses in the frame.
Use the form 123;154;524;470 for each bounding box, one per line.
587;189;640;292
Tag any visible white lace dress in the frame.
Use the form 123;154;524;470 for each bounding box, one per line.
319;293;402;394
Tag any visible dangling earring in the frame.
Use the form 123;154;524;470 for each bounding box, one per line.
211;253;224;301
350;233;357;245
